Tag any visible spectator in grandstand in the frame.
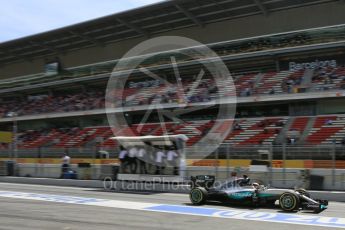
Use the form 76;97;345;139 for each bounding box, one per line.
166;146;179;175
340;81;345;89
283;78;295;93
128;146;138;174
155;147;166;175
287;84;293;94
60;153;71;179
161;95;170;104
295;76;303;85
0;90;105;118
258;120;267;128
244;87;252;97
269;88;275;95
325;119;333;125
136;146;147;174
119;146;129;173
276;120;285;127
329;69;338;80
0;143;8;150
208;84;218;94
234;123;242;131
97;150;109;159
289;138;296;145
341;137;345;146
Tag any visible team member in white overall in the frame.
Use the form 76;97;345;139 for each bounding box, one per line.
136;146;147;174
118;146;128;173
60;153;71;178
128;146;138;173
155;147;166;175
167;146;179;175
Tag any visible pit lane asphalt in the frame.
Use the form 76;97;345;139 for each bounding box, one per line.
0;182;344;230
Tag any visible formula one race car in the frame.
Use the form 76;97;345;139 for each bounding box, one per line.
189;175;328;213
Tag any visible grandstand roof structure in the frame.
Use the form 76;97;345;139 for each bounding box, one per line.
0;0;342;65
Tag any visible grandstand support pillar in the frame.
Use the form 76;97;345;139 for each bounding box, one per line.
38;147;43;177
8;112;18;160
81;85;86;93
215;148;219;179
226;144;230;179
332;144;336;187
34;156;39;178
275;58;280;72
93;146;97;180
38;147;42;159
14;121;17;159
7;144;11;158
268;145;273;186
282;144;286;185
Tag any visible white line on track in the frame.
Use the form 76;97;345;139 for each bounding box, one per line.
0;190;344;229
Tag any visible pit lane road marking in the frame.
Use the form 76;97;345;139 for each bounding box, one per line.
0;190;344;228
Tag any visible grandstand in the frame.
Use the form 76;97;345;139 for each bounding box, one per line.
0;0;345;165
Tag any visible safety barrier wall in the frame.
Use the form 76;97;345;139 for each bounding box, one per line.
8;163;345;191
1;158;344;169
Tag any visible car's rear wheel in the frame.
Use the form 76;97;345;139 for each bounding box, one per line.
279;192;300;212
190;187;208;205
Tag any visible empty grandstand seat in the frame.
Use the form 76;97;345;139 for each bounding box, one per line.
305;116;345;144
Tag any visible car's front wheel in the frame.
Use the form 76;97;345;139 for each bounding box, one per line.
279;192;300;212
190;187;208;205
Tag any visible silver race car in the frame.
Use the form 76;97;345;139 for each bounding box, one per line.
189;175;328;213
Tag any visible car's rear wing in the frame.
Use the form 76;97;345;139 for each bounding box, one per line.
190;175;216;189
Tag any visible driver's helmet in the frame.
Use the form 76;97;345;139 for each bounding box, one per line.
239;175;250;186
243;175;250;182
252;182;260;189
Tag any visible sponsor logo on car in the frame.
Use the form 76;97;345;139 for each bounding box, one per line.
306;204;319;208
229;191;253;199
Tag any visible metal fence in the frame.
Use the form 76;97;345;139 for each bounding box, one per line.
1;143;345;190
1;144;345;160
7;163;345;191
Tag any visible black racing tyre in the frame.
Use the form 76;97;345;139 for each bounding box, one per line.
295;188;311;198
279;192;300;212
190;187;208;205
